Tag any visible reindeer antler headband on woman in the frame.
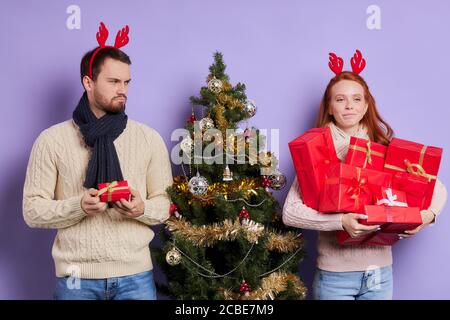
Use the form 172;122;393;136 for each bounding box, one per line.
88;21;130;79
328;49;366;75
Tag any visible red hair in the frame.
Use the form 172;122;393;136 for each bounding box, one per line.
315;72;393;145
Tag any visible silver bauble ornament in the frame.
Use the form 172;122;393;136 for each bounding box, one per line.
207;77;223;94
180;136;194;155
166;248;182;266
268;172;287;190
244;99;257;117
199;117;215;131
188;172;209;196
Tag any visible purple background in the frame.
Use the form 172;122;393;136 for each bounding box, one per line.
1;0;449;299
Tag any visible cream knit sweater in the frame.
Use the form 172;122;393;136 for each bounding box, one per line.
23;119;173;279
283;123;447;272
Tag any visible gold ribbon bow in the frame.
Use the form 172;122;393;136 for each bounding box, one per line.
98;181;129;202
384;145;436;182
404;159;428;179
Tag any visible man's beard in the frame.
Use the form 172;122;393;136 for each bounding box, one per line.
95;94;127;114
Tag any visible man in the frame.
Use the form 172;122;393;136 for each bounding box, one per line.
22;23;173;300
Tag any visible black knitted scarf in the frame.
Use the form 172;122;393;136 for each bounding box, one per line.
73;92;128;188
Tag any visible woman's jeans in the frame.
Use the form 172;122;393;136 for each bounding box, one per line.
54;270;157;300
313;266;393;300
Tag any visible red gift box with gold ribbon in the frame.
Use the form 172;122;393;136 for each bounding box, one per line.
288;127;340;210
345;136;387;171
383;138;442;210
98;180;131;203
319;163;392;213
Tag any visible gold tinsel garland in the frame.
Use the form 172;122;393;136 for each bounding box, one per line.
217;93;245;111
204;75;245;133
214;104;228;133
166;217;302;253
171;176;264;205
221;271;307;300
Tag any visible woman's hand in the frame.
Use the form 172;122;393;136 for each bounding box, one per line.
341;213;380;238
400;210;436;239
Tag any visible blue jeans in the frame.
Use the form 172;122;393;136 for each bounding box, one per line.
54;271;157;300
313;266;393;300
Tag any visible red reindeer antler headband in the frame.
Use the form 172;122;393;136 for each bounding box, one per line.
328;49;366;75
88;22;130;79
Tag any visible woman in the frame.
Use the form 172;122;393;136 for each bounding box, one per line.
282;50;447;300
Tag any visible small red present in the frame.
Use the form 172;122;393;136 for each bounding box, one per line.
288;127;340;210
336;231;369;245
319;163;392;213
336;230;401;246
337;205;422;246
392;172;430;209
98;180;131;203
360;205;422;234
361;232;402;246
345;137;387;171
383;138;442;209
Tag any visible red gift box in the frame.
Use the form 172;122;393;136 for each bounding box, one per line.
361;205;422;233
336;205;422;246
383;138;442;209
392;172;429;209
288;127;340;210
337;205;422;246
98;180;131;203
355;233;402;246
336;231;371;245
345;137;387;171
336;230;402;246
319;163;392;213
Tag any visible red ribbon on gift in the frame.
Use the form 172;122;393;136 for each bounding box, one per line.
345;168;369;210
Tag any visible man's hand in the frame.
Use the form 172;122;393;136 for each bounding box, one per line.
113;188;145;218
400;210;436;239
81;188;108;216
342;213;380;238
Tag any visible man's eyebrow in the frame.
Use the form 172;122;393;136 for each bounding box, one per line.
106;78;132;82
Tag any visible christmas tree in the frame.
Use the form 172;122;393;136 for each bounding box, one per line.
154;52;307;300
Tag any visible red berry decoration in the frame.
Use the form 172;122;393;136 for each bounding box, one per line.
239;207;250;219
169;203;178;216
261;176;271;189
239;280;251;293
187;113;197;124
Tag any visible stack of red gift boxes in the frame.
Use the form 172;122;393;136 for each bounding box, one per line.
288;128;442;246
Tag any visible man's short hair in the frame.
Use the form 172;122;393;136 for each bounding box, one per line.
80;47;131;85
